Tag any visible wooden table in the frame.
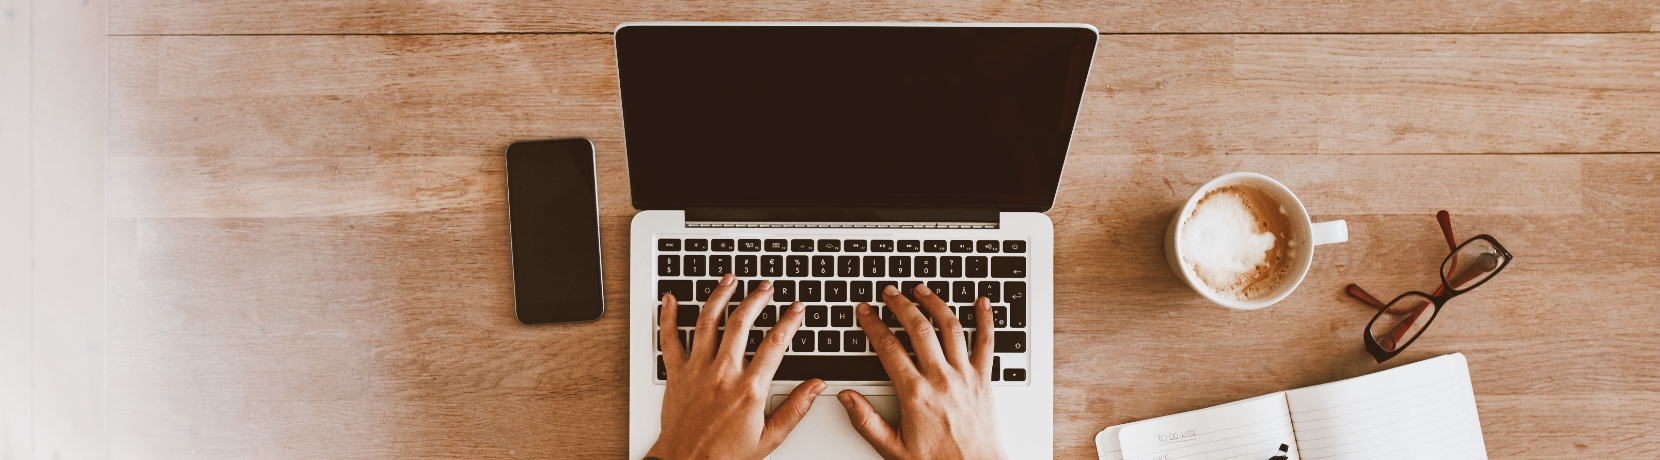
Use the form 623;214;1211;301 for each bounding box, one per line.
15;1;1660;458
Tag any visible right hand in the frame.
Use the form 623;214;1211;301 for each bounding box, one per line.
839;284;1007;459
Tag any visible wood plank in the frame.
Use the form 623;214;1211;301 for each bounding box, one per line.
0;0;33;457
106;0;1660;35
108;34;1659;164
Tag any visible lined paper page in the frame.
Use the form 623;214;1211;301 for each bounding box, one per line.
1097;425;1125;460
1285;354;1487;460
1119;393;1300;460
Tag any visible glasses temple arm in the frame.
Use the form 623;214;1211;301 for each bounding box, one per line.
1383;303;1430;347
1436;210;1458;252
1346;284;1389;310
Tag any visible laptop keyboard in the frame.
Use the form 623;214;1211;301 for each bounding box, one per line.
653;236;1031;386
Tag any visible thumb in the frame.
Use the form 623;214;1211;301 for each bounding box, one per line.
837;390;902;458
760;379;827;450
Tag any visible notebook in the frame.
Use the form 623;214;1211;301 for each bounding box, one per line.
1095;354;1487;460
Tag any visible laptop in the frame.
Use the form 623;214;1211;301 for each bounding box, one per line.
619;23;1098;459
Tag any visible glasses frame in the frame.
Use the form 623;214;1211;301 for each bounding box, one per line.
1346;211;1513;363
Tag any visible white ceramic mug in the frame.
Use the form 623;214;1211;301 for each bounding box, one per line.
1164;172;1348;310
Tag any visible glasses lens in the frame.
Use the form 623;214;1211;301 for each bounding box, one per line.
1442;238;1506;292
1369;293;1436;352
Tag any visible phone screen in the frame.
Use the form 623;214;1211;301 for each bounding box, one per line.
505;139;605;324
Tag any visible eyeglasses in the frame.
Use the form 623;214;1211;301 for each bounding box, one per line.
1346;210;1512;363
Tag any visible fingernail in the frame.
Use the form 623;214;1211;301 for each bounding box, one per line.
759;280;773;290
837;392;852;406
791;302;804;312
812;380;827;393
857;303;872;314
916;284;933;296
884;285;897;295
720;273;734;286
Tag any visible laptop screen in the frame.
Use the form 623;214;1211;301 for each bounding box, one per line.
616;25;1097;213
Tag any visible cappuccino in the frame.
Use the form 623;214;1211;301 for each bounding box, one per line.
1179;184;1294;300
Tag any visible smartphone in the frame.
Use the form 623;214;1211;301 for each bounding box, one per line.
505;138;605;324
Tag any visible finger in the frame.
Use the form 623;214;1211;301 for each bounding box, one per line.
883;285;946;373
659;293;685;368
857;302;917;382
691;273;738;359
720;277;771;361
760;379;828;451
971;296;994;378
838;390;903;458
913;283;968;370
747;301;804;380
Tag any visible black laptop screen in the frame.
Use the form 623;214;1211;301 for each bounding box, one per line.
615;25;1097;212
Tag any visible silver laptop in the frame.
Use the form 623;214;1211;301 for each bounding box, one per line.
619;23;1097;459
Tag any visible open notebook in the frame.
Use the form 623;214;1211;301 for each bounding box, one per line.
1096;354;1486;460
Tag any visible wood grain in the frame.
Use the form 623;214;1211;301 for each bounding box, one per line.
90;9;1660;460
106;0;1660;35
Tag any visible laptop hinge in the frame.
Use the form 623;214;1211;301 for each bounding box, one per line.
684;207;999;229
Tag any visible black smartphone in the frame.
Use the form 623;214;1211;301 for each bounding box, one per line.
505;138;605;324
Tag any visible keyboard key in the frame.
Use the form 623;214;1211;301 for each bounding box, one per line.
951;240;974;253
819;330;841;352
832;305;854;327
683;330;691;352
812;256;834;277
958;304;978;326
659;280;693;302
825;281;848;302
763;237;790;252
881;307;902;328
992;356;1000;381
658;239;681;251
739;239;762;252
800;281;822;302
991;256;1026;278
755;305;778;327
659;355;668;380
927;281;949;299
872;240;894;252
851;281;874;302
898;240;921;252
793;331;815;352
895;331;914;353
731;280;748;303
657;328;663;351
977;240;1000;253
685;255;706;276
995;331;1026;353
773;281;796;302
762;255;783;277
924;240;948;252
889;256;911;277
806;305;828;327
771;355;889;381
818;239;841;252
710;255;732;276
843;330;866;352
686;239;709;251
1002;240;1026;253
745;330;763;352
657;255;680;277
713;239;735;251
951;281;975;303
876;281;899;302
791;239;815;252
941;256;963;277
863;256;885;277
736;255;757;277
915;256;936;277
844;240;867;252
966;256;988;278
993;306;1008;328
1004;368;1026;381
837;256;860;277
677;305;700;327
695;279;718;302
1011;305;1026;328
900;281;924;302
787;256;809;277
1006;281;1026;307
979;281;1001;303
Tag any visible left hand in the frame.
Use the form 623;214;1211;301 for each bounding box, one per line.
647;274;827;460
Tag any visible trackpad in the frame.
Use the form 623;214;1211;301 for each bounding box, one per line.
766;394;899;460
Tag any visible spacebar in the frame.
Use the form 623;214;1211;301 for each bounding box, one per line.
771;355;891;381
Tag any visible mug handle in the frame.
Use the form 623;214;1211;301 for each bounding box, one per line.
1311;220;1349;246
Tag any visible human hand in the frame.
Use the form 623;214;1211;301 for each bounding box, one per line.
839;284;1006;460
647;273;827;460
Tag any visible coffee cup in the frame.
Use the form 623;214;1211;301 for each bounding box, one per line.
1164;172;1348;310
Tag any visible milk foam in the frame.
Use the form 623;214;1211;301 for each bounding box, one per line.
1179;184;1294;300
